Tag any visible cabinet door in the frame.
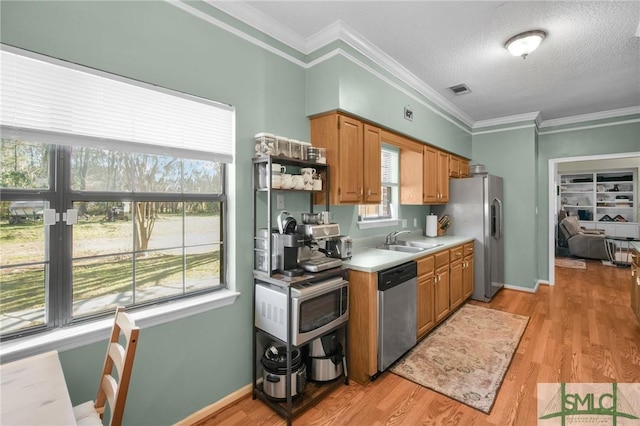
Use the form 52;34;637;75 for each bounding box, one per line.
434;266;450;322
363;124;381;204
417;274;435;339
460;159;470;178
449;155;460;178
463;255;474;300
338;116;364;203
449;260;463;310
423;145;439;203
437;150;450;202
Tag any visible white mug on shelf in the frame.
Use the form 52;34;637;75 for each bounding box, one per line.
271;174;281;189
281;174;293;189
300;167;316;183
292;175;305;190
269;163;286;175
313;178;322;191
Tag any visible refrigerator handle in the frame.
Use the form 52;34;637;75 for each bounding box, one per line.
492;198;503;240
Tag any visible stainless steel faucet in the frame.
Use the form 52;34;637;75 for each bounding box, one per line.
385;230;411;245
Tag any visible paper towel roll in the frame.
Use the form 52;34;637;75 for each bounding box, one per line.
426;214;438;237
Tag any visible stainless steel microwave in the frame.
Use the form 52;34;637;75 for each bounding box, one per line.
255;276;349;346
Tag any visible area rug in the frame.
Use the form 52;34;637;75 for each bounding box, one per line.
554;257;586;269
390;304;529;413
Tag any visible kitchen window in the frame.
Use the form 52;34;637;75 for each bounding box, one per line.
358;145;399;228
0;46;234;341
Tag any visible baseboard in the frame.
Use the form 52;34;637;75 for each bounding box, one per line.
174;383;252;426
503;280;541;294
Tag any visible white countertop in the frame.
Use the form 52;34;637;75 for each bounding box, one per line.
344;235;474;273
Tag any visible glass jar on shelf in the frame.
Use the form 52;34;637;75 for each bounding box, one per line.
289;139;302;159
275;136;290;157
254;132;276;157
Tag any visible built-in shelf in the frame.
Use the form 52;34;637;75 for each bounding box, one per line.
559;169;638;239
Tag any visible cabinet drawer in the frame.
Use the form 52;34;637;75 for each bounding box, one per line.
434;250;450;269
417;255;434;276
464;242;474;257
449;245;464;262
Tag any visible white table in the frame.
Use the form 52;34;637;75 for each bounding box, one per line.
1;350;76;425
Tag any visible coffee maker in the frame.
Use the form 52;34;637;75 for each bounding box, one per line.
272;232;305;276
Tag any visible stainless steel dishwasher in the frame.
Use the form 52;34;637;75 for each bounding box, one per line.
377;261;417;373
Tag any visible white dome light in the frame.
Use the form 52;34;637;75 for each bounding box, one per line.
505;30;546;59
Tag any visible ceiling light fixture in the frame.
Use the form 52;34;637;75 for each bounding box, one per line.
505;30;546;59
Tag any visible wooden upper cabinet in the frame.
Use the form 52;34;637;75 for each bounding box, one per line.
363;124;382;204
423;145;439;204
338;116;364;203
437;150;450;202
460;159;470;178
449;155;460;178
310;112;380;205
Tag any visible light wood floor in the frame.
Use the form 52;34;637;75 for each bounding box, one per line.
200;260;639;425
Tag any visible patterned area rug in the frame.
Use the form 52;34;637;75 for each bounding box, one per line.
390;304;529;413
555;257;586;269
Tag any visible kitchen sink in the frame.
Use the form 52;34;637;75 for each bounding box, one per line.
406;241;443;249
377;244;426;253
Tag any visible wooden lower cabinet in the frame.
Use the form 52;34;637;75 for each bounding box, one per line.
416;255;435;339
346;269;379;385
434;250;450;322
449;245;464;310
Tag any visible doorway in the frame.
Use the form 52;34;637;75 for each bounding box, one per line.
547;152;640;285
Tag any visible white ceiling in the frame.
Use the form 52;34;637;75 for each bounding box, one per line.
213;1;640;127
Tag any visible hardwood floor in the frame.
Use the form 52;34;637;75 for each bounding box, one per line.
200;260;639;425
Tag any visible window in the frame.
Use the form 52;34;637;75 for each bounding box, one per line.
358;145;399;223
0;46;234;339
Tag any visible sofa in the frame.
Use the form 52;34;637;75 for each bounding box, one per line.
558;216;609;260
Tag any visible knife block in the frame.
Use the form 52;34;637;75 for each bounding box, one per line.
437;228;446;236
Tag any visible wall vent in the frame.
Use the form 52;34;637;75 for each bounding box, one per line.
449;84;471;95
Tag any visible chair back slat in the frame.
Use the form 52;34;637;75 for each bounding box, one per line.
93;306;140;426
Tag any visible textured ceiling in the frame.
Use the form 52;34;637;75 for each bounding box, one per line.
234;1;640;124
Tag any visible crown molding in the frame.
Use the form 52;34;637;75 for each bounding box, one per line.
169;1;306;67
473;111;541;130
205;0;308;53
539;106;640;129
196;1;474;128
172;1;639;134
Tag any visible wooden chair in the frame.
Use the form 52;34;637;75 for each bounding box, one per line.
73;306;140;426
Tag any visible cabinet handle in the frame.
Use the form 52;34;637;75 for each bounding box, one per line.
359;187;363;196
456;252;462;256
367;188;371;196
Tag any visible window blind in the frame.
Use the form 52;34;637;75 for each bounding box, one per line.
381;147;398;185
0;45;234;163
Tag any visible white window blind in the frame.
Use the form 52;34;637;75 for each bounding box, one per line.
381;146;398;185
0;45;234;162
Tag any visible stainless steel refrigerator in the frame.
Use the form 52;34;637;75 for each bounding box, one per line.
432;174;504;301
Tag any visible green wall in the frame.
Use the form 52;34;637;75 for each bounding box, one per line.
1;1;308;424
536;118;640;280
472;125;539;288
3;1;638;423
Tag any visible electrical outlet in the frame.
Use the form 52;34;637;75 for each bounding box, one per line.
413;218;417;227
402;219;407;228
276;195;285;210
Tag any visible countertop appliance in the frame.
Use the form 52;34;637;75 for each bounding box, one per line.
306;332;344;382
377;261;417;373
324;236;352;260
432;173;504;301
298;223;344;272
261;344;306;400
255;275;349;347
